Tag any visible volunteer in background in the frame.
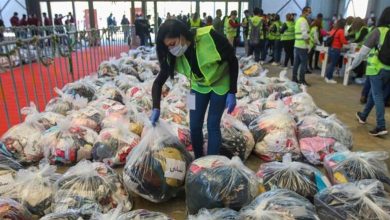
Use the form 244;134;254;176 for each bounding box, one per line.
151;19;238;158
224;10;240;46
292;6;312;86
270;14;282;66
247;7;264;62
213;9;224;35
242;10;251;55
348;18;369;80
349;7;390;136
190;12;202;29
281;13;295;68
324;19;348;84
308;19;322;73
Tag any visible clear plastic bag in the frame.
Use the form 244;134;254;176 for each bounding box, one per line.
283;90;318;119
185;155;261;214
0;121;44;164
62;79;97;102
314;180;390;220
0;198;32;220
298;114;353;150
45;88;88;116
67;106;104;132
230;99;261;127
126;84;153;111
95;82;125;104
169;122;192;152
53;160;132;216
0;154;21;196
189;208;239;220
40;210;84;220
91;207;172;220
123;121;193;203
324;151;390;185
21;102;65;130
257;158;331;199
2;162;60;216
114;74;140;92
98;59;119;78
219;114;255;161
40;121;98;165
239;189;320;220
92;125;140;166
248;106;300;161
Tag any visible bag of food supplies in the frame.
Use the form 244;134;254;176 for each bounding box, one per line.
0;198;32;219
324;151;390;185
67;106;104;132
62;79;96;102
45;88;88;116
314;180;390;220
97;59;119;78
40;210;84;220
185;155;261;214
91;206;172;220
188;208;239;220
39;121;98;165
123;121;193;203
239;189;320;219
53;160;132;216
21;102;65;130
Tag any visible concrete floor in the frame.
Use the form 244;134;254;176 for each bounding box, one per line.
129;64;390;220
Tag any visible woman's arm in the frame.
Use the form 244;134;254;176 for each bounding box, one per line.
152;67;170;109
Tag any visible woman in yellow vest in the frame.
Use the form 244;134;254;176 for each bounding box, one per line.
308;19;321;72
281;13;295;67
224;10;240;46
270;14;283;66
189;12;202;29
151;19;238;158
348;7;390;136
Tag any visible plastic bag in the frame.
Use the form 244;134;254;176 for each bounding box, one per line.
123;121;193;203
92;125;140;166
95;82;125;104
40;121;98;165
189;208;239;220
2;163;60;216
170;122;192;152
299;137;348;165
248;106;300;161
239;189;320;220
98;60;119;78
114;74;140;92
185;155;261;214
91;207;172;220
40;211;84;220
0;198;32;220
298;114;353;150
53;160;132;216
126;84;153;111
283;91;318;119
67;106;104;132
257;158;331;200
62;79;96;102
219;114;255;161
21;102;65;130
45;88;88;116
230;99;261;127
314;180;390;220
0;154;22;196
324;151;390;185
0;121;44;164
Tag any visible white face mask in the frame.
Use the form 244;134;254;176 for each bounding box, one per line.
169;38;188;57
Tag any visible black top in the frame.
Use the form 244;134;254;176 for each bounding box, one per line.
152;29;239;109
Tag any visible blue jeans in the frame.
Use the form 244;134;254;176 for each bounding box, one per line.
362;78;390;101
361;69;390;129
248;42;261;62
189;90;227;159
292;47;308;81
260;40;267;61
273;40;282;63
325;48;341;80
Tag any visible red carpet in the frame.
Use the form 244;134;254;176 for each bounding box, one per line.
0;44;129;135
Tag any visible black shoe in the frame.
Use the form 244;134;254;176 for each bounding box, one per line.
292;78;299;83
355;112;366;124
306;70;312;74
314;66;321;70
300;81;311;87
369;127;388;136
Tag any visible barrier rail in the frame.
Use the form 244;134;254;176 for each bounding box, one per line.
0;27;132;135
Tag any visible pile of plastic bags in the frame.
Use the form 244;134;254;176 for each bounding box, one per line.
91;206;172;220
189;208;238;220
123;122;192;203
185;156;260;214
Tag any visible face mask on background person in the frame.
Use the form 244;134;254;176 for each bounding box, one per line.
169;38;188;57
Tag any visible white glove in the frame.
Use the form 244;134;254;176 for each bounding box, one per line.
347;46;371;72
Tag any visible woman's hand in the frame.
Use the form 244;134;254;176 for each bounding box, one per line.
226;93;236;114
150;108;160;126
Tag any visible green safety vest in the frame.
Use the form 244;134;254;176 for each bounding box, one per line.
175;26;230;95
355;26;368;46
295;16;309;48
248;16;264;40
190;18;201;28
281;21;295;41
309;26;318;48
224;17;237;38
269;21;282;40
366;27;390;76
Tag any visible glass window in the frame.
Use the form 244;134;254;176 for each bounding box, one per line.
227;2;239;15
344;0;369;18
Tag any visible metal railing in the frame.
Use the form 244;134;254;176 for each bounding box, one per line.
0;26;133;135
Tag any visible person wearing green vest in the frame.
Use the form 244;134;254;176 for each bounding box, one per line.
242;10;251;55
308;19;321;73
281;13;295;67
292;6;312;86
224;10;240;46
247;7;264;62
151;19;238;158
348;7;390;136
189;12;202;29
270;14;283;66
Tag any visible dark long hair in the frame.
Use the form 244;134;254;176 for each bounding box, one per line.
156;19;194;78
378;7;390;27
